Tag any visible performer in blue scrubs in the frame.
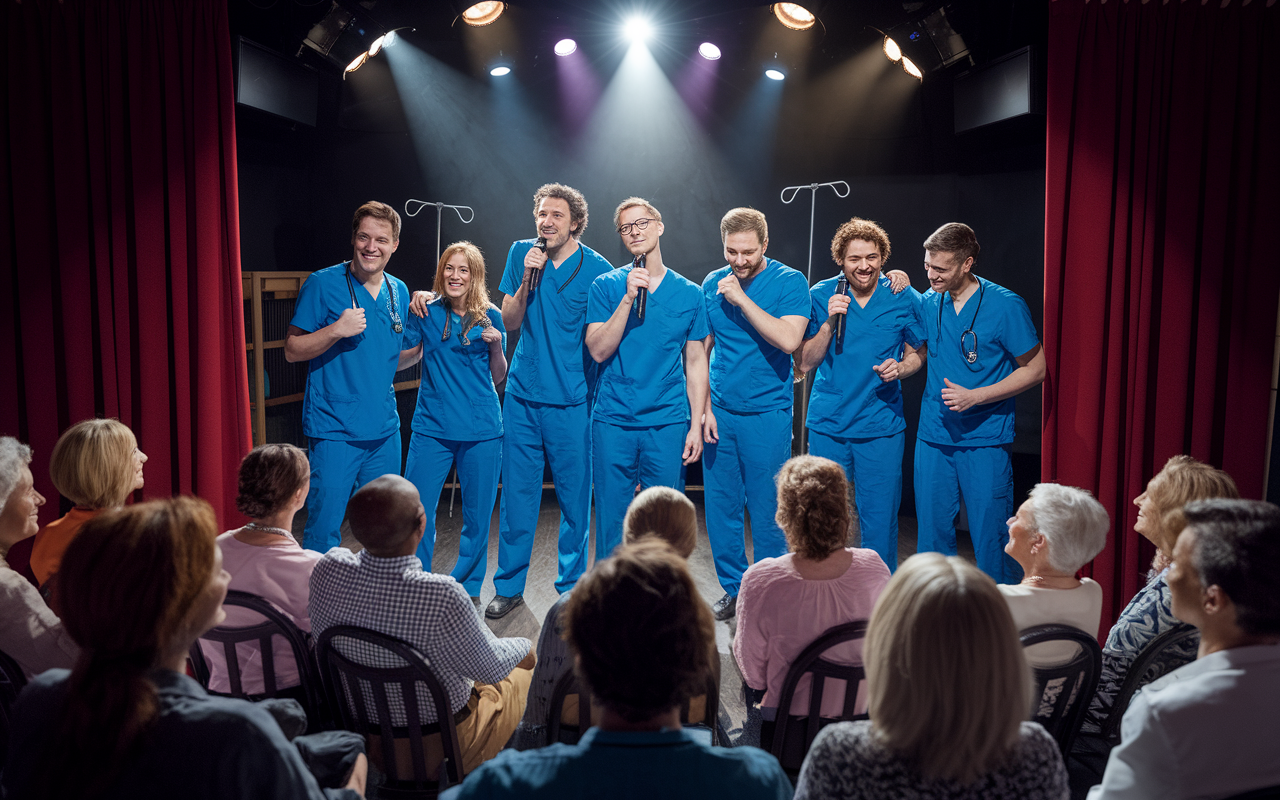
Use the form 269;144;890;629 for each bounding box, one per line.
914;222;1045;583
286;201;412;552
585;197;710;559
400;241;507;597
701;208;811;620
487;183;613;619
798;218;926;571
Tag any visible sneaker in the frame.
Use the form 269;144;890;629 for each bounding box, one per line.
485;593;524;620
712;592;737;621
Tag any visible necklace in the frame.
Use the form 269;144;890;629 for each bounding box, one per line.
244;522;294;538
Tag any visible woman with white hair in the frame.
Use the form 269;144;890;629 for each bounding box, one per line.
1000;483;1109;664
0;437;78;676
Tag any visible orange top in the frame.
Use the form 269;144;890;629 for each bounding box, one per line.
30;507;103;587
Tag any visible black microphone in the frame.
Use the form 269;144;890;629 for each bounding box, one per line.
634;252;647;321
834;275;849;345
530;236;547;291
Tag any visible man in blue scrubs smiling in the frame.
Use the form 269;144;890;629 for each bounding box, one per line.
913;222;1046;583
285;201;413;552
487;184;613;619
701;208;810;621
585;197;710;559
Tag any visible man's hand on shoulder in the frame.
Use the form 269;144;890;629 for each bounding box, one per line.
409;290;436;318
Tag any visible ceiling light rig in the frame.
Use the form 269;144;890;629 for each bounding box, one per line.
874;29;923;83
554;38;577;57
772;3;816;31
460;2;505;27
343;27;413;79
698;42;722;61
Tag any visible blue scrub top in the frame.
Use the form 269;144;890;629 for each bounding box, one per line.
499;239;614;406
587;266;710;427
702;258;810;414
290;263;409;441
402;302;507;441
918;276;1040;446
806;275;927;438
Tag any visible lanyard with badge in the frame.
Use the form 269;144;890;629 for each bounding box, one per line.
345;263;403;334
934;278;984;365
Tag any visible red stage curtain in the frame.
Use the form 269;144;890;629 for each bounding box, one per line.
1043;0;1280;626
1;0;251;564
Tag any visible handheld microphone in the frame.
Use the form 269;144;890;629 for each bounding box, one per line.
834;275;849;345
530;236;547;291
634;252;647;321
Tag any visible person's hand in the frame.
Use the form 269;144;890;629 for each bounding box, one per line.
333;307;366;338
886;270;911;293
703;407;719;444
523;246;548;285
344;753;368;797
717;274;747;308
941;378;982;411
873;358;903;383
481;326;502;345
625;265;650;301
517;650;537;671
409;290;436;318
827;292;851;319
683;424;703;464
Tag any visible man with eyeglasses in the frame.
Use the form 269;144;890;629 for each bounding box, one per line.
913;222;1045;583
285;201;414;552
584;198;710;558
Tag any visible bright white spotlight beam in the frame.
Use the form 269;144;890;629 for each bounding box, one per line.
698;42;721;60
625;16;652;43
765;68;785;81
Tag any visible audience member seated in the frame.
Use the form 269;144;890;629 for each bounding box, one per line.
1088;499;1280;799
794;552;1069;800
308;475;534;775
0;437;78;677
999;483;1109;665
201;443;319;696
1079;456;1237;736
29;418;147;588
441;540;793;800
734;455;891;745
1;496;367;799
512;486;700;750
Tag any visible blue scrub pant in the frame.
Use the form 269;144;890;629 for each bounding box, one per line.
403;433;501;595
702;405;791;596
808;429;903;571
302;434;402;552
495;395;592;595
913;439;1020;583
591;420;687;561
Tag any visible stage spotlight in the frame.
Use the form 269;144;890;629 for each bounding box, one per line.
554;38;577;57
625;16;652;43
461;1;505;27
883;36;901;62
490;65;512;76
698;42;721;60
343;27;410;78
765;68;785;81
772;3;815;31
902;56;923;81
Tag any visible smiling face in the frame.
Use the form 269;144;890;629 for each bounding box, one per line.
724;230;768;281
843;238;883;294
350;216;399;279
1133;477;1160;544
441;251;472;302
618;204;663;259
924;249;972;295
0;466;45;544
536;196;578;250
131;446;148;492
1004;497;1040;566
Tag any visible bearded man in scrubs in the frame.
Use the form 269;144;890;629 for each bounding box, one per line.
585;198;710;559
797;218;926;571
486;184;614;620
913;222;1045;583
285;201;414;552
700;208;810;621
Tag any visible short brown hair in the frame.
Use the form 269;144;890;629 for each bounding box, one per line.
775;456;851;560
352;201;401;242
345;475;424;557
720;207;768;245
235;444;309;519
49;418;138;509
831;217;891;265
613;197;662;230
923;222;980;265
565;540;714;723
623;487;697;559
533;183;589;239
1146;455;1239;557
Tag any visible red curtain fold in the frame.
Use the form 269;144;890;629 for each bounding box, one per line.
1044;0;1280;626
1;0;251;553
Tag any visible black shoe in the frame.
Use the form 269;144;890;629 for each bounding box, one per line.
486;593;524;619
712;593;737;621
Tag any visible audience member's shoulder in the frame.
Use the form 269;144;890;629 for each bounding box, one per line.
741;554;795;588
848;547;890;575
1016;721;1065;763
18;668;73;704
316;546;360;566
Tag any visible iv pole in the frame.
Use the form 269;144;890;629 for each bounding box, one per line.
780;180;850;454
404;198;476;518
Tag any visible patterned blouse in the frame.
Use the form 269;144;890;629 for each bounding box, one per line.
794;720;1069;800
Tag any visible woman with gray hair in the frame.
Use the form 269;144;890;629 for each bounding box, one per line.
0;437;78;676
999;482;1109;665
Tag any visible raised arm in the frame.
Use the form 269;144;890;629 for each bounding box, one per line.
499;247;548;331
940;343;1046;412
284;312;366;363
585;269;648;363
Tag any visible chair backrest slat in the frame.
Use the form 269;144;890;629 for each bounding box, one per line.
1019;623;1103;758
1101;623;1199;744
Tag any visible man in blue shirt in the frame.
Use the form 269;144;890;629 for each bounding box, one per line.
798;218;926;571
488;184;614;619
285;201;413;552
914;222;1045;582
585;197;710;559
701;208;810;621
441;539;793;800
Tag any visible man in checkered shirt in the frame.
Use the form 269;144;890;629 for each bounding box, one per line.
309;474;535;775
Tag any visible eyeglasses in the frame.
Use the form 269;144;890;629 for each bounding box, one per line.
617;218;654;236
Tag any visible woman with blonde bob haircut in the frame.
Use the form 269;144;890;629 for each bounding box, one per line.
30;418;147;587
795;553;1069;799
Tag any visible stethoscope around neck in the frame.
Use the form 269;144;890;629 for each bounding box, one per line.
345;263;403;334
935;278;985;365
